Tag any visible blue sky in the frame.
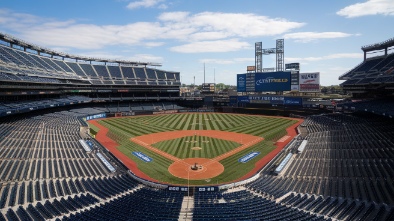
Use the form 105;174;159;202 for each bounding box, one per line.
0;0;393;86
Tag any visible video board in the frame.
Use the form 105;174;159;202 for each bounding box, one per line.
237;71;291;92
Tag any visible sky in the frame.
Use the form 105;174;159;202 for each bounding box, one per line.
0;0;393;86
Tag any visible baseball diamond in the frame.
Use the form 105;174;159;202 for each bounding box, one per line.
89;113;301;185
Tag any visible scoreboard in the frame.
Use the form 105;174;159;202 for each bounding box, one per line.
237;71;319;93
237;71;291;92
202;83;215;94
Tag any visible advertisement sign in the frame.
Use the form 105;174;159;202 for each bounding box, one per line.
247;66;256;71
238;152;260;163
299;72;320;84
229;96;237;105
254;72;291;92
85;113;106;121
285;63;300;70
237;96;250;103
300;84;320;92
132;152;153;163
291;85;299;91
168;186;189;192
237;74;246;92
299;72;320;92
284;97;303;106
290;71;299;91
249;100;271;104
246;73;255;92
197;187;218;192
249;96;284;104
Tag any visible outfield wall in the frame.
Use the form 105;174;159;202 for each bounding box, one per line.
221;105;330;117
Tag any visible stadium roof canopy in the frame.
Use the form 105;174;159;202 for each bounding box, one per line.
0;32;161;67
361;37;394;53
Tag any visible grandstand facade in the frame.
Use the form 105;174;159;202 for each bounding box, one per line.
0;32;181;117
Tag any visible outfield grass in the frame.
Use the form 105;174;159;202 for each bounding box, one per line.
92;113;297;185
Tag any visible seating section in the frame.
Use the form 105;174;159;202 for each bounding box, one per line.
107;65;123;79
0;44;180;86
0;108;144;220
338;99;394;117
246;113;394;220
193;189;325;221
103;102;183;113
92;65;110;79
340;53;394;85
0;96;92;117
61;188;184;221
1;107;394;220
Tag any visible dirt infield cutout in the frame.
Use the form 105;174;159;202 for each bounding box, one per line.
168;158;224;180
131;130;263;181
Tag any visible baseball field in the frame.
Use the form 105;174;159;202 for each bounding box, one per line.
89;113;301;185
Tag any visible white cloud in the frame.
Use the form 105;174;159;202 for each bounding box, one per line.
144;42;165;47
286;53;362;62
126;0;167;10
78;51;125;60
170;39;251;53
337;0;394;18
159;12;305;39
0;9;304;53
200;58;254;65
129;54;164;63
158;11;189;21
283;32;355;43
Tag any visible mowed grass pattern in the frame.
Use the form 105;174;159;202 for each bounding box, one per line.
92;113;298;185
152;136;241;159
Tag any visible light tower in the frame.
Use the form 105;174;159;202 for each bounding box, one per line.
254;39;285;72
255;42;262;72
276;39;284;71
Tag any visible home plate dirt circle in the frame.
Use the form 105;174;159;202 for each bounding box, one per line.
168;158;224;180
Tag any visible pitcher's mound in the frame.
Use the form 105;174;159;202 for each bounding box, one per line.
168;158;224;180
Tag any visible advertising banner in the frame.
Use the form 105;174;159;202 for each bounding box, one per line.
249;96;284;104
285;63;300;70
168;186;189;192
237;96;250;103
299;72;320;84
290;71;299;91
291;85;299;91
132;152;153;163
229;96;237;105
284;97;303;106
299;72;320;92
85;113;106;121
238;152;260;163
237;74;246;92
197;186;218;192
247;66;256;71
300;84;320;92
